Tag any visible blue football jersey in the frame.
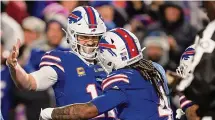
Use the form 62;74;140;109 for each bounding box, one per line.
39;50;116;119
29;46;70;71
92;63;173;120
1;65;13;120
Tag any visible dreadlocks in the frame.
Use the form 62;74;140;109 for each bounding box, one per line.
127;58;166;99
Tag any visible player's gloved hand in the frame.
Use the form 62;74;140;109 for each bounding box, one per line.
39;108;54;120
6;39;21;68
176;108;185;119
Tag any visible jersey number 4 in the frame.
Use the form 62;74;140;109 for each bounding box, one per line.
87;84;116;118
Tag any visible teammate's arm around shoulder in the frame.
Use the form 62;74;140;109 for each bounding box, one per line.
6;40;57;91
40;74;128;120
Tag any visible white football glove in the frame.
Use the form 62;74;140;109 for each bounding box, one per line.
39;108;54;120
176;108;185;119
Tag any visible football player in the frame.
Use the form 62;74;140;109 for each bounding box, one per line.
167;45;199;119
40;28;173;120
176;1;215;119
6;6;116;119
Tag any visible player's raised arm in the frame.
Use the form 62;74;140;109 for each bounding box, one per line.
6;40;58;91
6;39;36;90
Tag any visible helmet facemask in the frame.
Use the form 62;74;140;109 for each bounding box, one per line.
176;63;187;78
66;26;102;61
64;6;107;63
96;49;115;74
176;63;192;78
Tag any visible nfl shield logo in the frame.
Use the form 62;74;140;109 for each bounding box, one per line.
77;67;86;77
120;51;128;61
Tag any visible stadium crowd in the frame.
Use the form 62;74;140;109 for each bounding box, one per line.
1;1;210;120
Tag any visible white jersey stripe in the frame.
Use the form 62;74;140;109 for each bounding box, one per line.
180;100;192;108
41;55;61;62
39;62;64;72
103;74;128;84
102;78;129;90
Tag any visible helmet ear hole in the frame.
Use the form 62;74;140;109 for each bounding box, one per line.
67;38;70;44
111;39;114;44
107;62;112;66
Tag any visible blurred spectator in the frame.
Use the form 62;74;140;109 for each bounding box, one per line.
188;1;209;30
29;14;69;70
60;1;89;12
147;1;165;21
1;12;24;51
142;31;177;71
25;1;55;18
112;1;126;8
45;15;68;49
92;1;127;29
18;16;46;70
42;3;69;22
124;14;154;41
125;1;147;21
22;16;46;47
5;1;28;24
148;3;197;64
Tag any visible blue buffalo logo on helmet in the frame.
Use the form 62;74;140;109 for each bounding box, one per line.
68;11;82;24
181;47;195;60
99;37;117;56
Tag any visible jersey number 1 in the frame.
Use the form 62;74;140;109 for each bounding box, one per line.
87;84;116;118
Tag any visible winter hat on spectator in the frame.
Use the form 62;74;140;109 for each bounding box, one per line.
46;14;67;31
142;31;170;66
143;31;169;51
43;3;69;22
22;16;46;33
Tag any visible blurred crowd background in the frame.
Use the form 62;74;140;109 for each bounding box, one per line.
0;1;210;120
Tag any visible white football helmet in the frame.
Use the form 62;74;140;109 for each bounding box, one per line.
65;6;106;61
97;28;143;74
176;44;196;78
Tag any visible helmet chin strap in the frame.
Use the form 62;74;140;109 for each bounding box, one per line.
97;57;113;75
79;46;96;60
62;28;69;43
141;47;146;52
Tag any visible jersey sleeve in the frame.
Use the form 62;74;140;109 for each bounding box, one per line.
30;66;58;91
38;51;65;87
90;89;127;115
39;51;64;73
178;93;194;112
101;73;130;91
